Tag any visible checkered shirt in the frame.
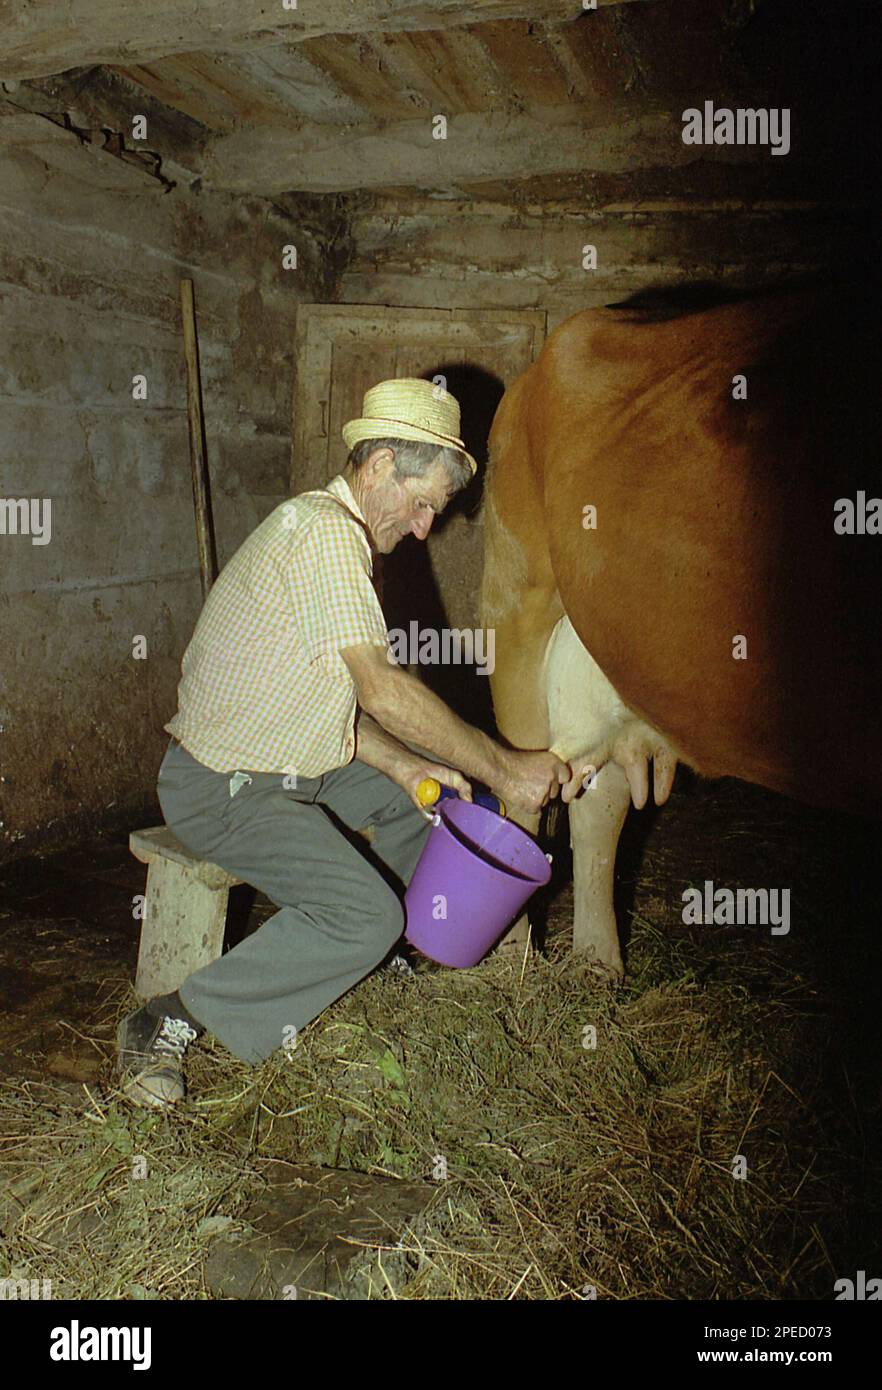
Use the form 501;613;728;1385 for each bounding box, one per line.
164;475;389;776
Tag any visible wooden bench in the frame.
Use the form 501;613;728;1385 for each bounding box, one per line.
129;826;243;999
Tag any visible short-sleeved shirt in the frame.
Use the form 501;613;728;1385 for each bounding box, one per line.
164;475;389;776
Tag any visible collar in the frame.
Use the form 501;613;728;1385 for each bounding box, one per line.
326;473;369;528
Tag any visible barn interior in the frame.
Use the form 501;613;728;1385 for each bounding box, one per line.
1;0;880;1303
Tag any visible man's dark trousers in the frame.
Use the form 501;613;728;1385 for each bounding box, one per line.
156;738;430;1063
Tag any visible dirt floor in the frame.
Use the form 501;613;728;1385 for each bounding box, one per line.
0;773;880;1299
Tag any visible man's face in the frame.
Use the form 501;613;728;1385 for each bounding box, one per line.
356;450;458;554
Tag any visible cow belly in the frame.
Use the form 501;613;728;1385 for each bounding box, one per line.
544;616;678;973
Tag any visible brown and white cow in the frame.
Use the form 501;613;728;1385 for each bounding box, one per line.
480;286;882;974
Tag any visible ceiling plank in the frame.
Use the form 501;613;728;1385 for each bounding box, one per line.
365;29;503;115
295;35;421;122
238;48;364;126
115;57;252;132
473;21;574;107
116;52;305;132
0;1;653;82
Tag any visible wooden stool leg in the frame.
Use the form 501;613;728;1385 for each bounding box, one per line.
496;911;531;952
135;858;229;999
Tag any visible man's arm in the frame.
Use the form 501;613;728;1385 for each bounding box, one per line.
354;712;414;782
341;643;568;813
355;712;474;810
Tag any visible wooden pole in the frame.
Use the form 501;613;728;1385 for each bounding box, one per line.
179;278;217;600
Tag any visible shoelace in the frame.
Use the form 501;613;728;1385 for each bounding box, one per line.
154;1017;198;1059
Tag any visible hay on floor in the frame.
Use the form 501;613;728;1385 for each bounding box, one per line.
1;902;875;1300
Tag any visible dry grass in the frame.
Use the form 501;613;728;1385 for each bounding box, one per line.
2;883;877;1299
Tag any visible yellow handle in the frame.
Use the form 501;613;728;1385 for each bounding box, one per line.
416;777;505;816
416;777;442;808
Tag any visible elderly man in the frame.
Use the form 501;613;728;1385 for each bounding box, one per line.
118;378;568;1107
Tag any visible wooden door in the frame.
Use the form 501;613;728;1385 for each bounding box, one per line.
292;304;546;721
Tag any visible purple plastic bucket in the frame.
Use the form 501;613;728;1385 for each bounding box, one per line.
404;799;552;968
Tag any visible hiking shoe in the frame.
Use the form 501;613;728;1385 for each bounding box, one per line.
117;1006;198;1108
386;947;443;978
387;951;416;978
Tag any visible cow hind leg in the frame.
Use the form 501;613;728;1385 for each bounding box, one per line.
568;765;631;976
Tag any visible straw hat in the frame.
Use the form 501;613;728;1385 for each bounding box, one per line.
342;378;477;476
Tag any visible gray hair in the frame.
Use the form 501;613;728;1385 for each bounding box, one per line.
347;436;472;492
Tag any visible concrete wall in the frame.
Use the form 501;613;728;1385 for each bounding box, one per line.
0;112;332;859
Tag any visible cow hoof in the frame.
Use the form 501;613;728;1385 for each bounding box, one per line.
577;951;624;984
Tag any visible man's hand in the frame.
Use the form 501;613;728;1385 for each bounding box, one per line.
394;752;473;816
494;749;570;815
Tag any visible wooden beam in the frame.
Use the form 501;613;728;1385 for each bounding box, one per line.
1;72;206;184
198;106;750;195
0;1;652;82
